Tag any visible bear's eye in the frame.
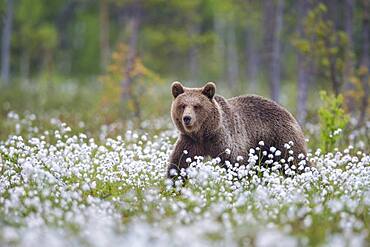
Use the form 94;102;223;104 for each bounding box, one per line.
194;104;201;110
179;104;186;110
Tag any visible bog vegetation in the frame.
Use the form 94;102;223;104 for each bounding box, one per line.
0;0;369;246
0;109;368;246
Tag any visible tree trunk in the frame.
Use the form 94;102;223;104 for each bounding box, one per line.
20;50;30;84
326;1;341;96
296;0;309;123
56;1;78;75
100;0;110;69
329;58;340;96
297;53;309;122
325;0;340;31
226;22;239;90
214;17;226;83
270;0;284;102
343;0;355;113
56;1;78;49
121;1;141;107
245;29;259;93
344;0;354;78
358;0;369;127
188;23;200;82
1;0;14;85
263;0;274;87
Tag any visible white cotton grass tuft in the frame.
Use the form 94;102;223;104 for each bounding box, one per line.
0;113;369;246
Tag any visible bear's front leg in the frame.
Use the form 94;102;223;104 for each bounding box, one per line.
167;135;196;180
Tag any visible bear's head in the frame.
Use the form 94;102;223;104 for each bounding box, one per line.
170;81;221;138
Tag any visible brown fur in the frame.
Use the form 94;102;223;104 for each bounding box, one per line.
167;81;309;178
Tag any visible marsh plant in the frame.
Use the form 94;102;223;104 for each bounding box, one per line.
318;91;349;153
0;112;369;246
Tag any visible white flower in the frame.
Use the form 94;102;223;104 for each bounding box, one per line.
258;141;265;146
298;153;305;159
1;111;369;246
225;148;231;155
180;169;187;177
169;169;178;176
82;183;90;191
91;181;97;189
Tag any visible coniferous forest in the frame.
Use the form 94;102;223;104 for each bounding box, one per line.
0;1;369;246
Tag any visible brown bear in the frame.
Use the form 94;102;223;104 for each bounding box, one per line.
167;81;309;178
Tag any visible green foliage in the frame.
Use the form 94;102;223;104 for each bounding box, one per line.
11;0;60;77
99;43;166;123
70;11;101;75
1;0;366;97
37;24;58;51
292;3;349;93
318;91;349;153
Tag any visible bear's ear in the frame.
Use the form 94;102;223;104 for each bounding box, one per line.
202;82;216;100
171;81;184;98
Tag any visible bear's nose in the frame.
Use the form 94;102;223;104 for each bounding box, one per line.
183;116;192;125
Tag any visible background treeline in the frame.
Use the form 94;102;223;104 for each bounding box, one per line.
0;0;369;126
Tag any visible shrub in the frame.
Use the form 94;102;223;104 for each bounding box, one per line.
318;91;349;152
